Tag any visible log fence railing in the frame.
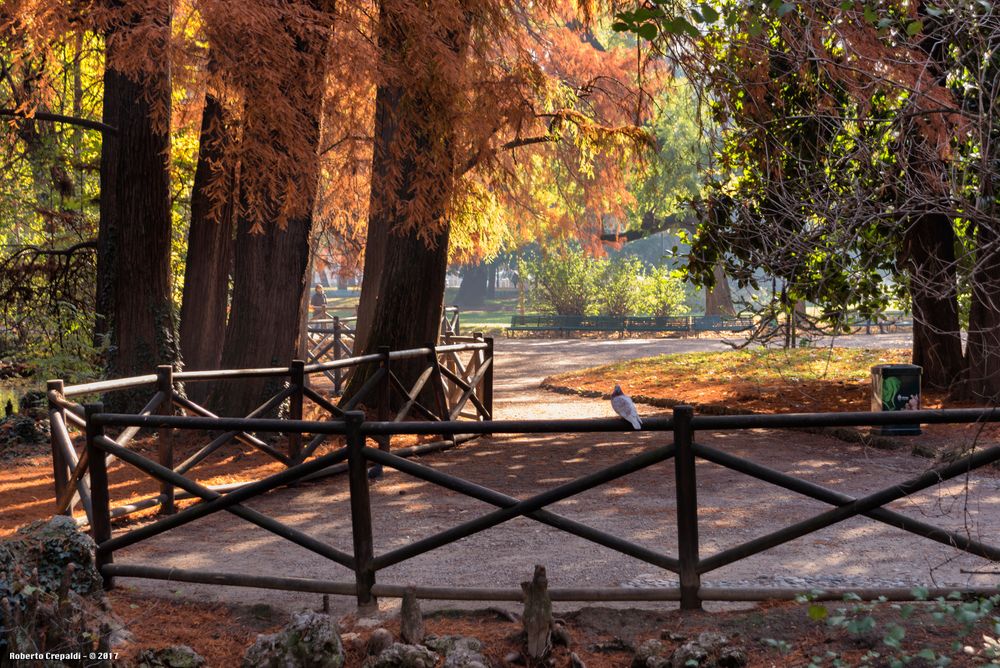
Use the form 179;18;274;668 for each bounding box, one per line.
47;336;493;529
307;306;460;393
70;404;1000;608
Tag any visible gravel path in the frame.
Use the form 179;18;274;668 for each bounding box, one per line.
115;333;1000;616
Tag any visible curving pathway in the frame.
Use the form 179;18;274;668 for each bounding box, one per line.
115;332;1000;617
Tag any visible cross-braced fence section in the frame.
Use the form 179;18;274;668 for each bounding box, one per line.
81;406;1000;608
307;306;460;393
46;338;493;529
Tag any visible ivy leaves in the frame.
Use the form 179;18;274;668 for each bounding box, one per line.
613;1;937;46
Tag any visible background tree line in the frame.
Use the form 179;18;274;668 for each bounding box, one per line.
615;0;1000;401
2;0;679;412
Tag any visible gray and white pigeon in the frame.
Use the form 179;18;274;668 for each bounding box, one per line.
611;384;642;430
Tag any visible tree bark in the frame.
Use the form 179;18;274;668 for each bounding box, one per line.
705;264;734;316
346;0;471;407
904;213;965;390
486;260;498;299
209;15;329;417
353;80;401;355
179;88;235;387
964;218;1000;401
97;6;178;411
212;214;313;416
455;262;489;309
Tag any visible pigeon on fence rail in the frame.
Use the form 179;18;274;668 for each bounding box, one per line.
611;385;642;430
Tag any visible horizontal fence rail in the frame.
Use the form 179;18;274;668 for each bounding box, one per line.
69;399;1000;609
47;335;494;529
306;306;460;392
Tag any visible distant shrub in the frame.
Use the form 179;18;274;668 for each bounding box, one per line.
600;257;647;316
519;251;604;315
642;266;689;316
520;248;689;317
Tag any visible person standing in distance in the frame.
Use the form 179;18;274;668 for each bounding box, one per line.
310;284;328;320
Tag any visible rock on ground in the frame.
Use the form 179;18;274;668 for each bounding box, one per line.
632;639;671;668
0;515;103;597
670;632;747;668
366;642;438;668
0;517;121;660
633;633;748;668
424;635;488;668
243;610;345;668
136;645;206;668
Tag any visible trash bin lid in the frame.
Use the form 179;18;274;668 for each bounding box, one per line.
871;364;922;373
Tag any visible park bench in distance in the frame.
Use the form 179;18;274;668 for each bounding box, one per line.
507;314;753;336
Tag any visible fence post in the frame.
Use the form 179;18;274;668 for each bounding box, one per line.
378;346;391;425
156;365;175;515
484;337;495;426
85;403;114;590
453;306;460;336
333;316;342;395
372;346;392;477
288;360;305;462
673;404;701;610
47;379;70;515
346;410;376;609
426;342;450;443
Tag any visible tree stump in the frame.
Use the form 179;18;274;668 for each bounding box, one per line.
400;587;425;644
520;565;552;661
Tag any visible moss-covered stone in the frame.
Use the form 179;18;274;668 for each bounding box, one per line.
136;645;207;668
243;610;345;668
1;516;102;598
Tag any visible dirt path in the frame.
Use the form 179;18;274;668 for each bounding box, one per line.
112;333;1000;618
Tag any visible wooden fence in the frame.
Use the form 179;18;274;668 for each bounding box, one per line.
307;307;460;393
47;335;493;529
66;402;1000;609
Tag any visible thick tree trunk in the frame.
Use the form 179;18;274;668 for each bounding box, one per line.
97;8;178;411
904;213;965;390
455;262;489;309
705;264;734;316
209;18;328;417
964;219;1000;401
179;89;235;386
353;81;401;355
346;0;470;408
212;214;313;416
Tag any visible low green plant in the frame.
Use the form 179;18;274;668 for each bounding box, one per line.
641;265;689;316
519;247;690;317
518;250;604;316
794;590;1000;668
600;257;647;316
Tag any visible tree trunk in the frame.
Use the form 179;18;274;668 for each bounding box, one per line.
964;218;1000;401
705;263;734;316
97;7;178;411
179;88;235;388
209;14;329;417
904;213;965;390
455;262;489;309
486;260;498;300
212;214;313;416
346;0;471;407
353;80;401;356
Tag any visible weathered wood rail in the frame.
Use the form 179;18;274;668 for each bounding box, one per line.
307;306;460;393
69;401;1000;608
47;335;493;528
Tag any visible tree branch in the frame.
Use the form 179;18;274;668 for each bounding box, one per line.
0;109;117;135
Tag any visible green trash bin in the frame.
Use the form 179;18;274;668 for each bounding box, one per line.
870;364;922;435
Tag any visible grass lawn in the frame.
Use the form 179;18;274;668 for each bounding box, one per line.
543;347;924;413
